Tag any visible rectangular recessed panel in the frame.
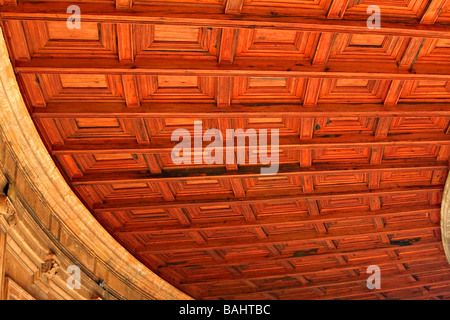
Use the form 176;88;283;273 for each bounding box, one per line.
6;0;450;301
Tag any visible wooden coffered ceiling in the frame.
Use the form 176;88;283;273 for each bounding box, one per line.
2;0;450;300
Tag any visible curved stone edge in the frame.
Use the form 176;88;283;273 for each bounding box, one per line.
441;174;450;264
0;27;192;300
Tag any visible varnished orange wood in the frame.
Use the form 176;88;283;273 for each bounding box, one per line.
13;58;450;80
2;2;450;39
134;222;440;253
204;261;450;299
31;102;450;118
116;0;133;10
154;240;443;270
91;186;444;211
225;0;244;14
2;0;450;300
70;162;449;185
327;0;350;19
113;204;441;234
420;0;448;24
49;132;450;154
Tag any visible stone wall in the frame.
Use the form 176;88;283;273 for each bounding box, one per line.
441;175;450;265
0;26;191;300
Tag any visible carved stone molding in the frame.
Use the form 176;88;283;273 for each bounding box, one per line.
33;253;61;290
40;253;61;280
0;196;17;229
4;277;35;300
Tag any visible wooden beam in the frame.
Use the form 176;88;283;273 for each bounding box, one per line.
374;117;393;138
32;102;450;118
399;38;426;68
135;220;440;253
117;23;135;63
224;0;244;14
384;80;404;107
438;145;450;161
327;0;350;19
70;162;449;185
129;118;149;143
154;238;442;270
113;204;441;235
2;2;450;39
370;147;384;165
420;0;448;24
230;178;246;198
144;154;162;174
92;185;443;212
51;132;450;155
299;149;312;168
217;118;238;171
216;77;233;107
14;58;450;80
312;33;336;65
166;208;191;227
2;20;30;61
181;252;445;290
218;28;238;64
300;117;314;139
121;75;140;107
303;79;323;107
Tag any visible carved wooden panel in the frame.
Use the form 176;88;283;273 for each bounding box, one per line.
2;0;450;300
